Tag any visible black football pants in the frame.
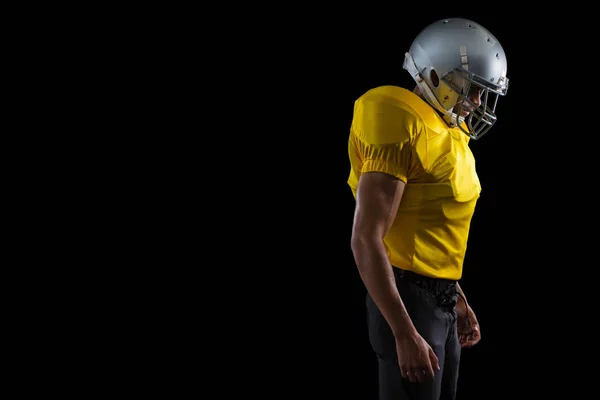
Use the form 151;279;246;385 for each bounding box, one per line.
366;268;461;400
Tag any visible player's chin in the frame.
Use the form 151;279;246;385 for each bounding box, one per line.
460;110;471;118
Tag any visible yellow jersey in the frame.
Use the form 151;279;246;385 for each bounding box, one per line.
347;85;481;280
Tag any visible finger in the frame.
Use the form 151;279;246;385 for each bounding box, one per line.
421;367;435;381
400;367;408;379
406;370;418;383
416;368;430;383
422;363;434;380
460;333;472;348
463;334;481;347
413;369;425;383
428;347;440;371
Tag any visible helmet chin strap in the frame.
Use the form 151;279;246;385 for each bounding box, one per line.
403;52;465;127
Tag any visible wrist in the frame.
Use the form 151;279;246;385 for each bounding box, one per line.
392;324;418;340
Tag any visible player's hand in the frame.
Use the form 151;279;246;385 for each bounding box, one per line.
456;304;481;348
395;332;440;383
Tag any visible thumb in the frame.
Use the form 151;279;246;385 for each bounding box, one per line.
428;347;440;371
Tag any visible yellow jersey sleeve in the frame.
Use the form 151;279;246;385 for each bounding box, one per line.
348;89;421;187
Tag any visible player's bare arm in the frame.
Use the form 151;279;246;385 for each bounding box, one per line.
350;171;414;338
456;282;481;348
352;171;440;382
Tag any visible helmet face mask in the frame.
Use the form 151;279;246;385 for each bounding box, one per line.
403;18;510;140
443;67;509;139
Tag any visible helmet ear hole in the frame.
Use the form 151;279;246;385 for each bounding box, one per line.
430;70;440;87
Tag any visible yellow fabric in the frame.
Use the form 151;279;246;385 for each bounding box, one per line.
347;85;481;280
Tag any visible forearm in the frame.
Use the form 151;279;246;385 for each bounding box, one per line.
456;282;469;308
351;236;417;338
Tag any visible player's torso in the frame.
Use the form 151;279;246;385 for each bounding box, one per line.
373;86;481;278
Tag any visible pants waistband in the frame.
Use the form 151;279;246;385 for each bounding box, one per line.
393;268;455;285
393;267;458;307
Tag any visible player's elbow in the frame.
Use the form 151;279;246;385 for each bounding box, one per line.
350;228;380;255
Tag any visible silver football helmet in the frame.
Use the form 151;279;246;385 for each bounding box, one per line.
403;18;509;139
